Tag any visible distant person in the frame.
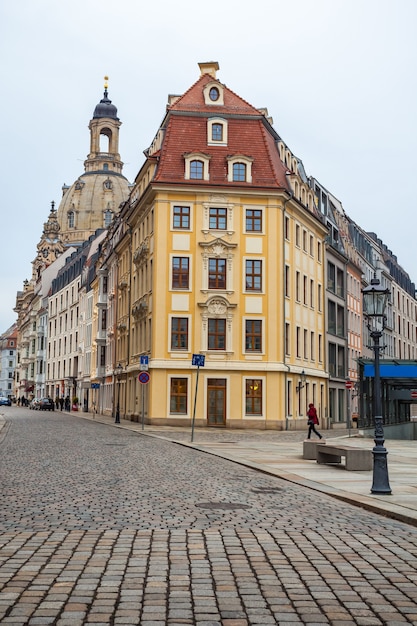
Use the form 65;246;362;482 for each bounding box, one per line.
65;396;70;411
307;403;323;439
59;397;64;411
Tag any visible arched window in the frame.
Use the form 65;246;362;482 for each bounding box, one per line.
233;163;246;182
190;160;204;179
68;211;75;228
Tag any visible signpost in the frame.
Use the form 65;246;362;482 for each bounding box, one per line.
346;379;353;436
191;354;205;442
138;371;150;431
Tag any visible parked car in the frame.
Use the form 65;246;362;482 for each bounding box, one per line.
0;396;11;406
29;399;40;410
39;397;55;411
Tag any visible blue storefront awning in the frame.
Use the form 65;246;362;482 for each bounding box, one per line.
364;363;417;378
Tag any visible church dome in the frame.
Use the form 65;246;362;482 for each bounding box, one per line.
93;89;119;120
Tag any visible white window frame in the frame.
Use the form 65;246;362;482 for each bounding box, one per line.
227;155;253;183
184;153;211;181
170;202;193;231
207;117;228;146
168;314;192;353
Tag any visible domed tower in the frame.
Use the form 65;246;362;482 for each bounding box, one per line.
56;77;131;246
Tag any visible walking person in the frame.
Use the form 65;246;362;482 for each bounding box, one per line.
307;403;323;439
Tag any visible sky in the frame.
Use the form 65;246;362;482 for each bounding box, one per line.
1;0;416;333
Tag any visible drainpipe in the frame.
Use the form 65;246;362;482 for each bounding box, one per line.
282;184;293;430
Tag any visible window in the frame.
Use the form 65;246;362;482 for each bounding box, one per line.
285;323;290;355
209;259;226;289
172;257;189;289
209;87;219;101
99;345;106;367
171;318;189;350
104;209;113;227
328;262;335;292
208;319;226;350
212;123;223;141
284;216;290;240
285;266;290;297
296;272;300;302
246;379;262;415
190;160;203;179
68;211;75;228
209;207;227;230
227;155;253;183
245;320;262;352
336;268;344;297
170;378;188;414
296;326;301;358
233;163;246;182
245;209;262;232
173;205;190;229
245;260;262;292
295;224;300;247
101;309;107;331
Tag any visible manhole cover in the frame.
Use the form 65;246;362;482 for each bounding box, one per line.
195;502;251;510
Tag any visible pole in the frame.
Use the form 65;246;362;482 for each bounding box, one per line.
370;330;391;494
115;378;120;424
347;387;351;438
191;365;200;442
141;383;145;431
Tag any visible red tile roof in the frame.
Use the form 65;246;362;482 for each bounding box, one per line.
152;74;290;190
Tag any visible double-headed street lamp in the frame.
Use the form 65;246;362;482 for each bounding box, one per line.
114;363;123;424
362;275;391;495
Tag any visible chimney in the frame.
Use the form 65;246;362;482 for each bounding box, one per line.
198;61;220;79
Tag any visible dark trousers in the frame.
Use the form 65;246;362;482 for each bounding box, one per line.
308;423;322;439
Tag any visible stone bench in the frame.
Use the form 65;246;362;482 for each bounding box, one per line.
303;439;324;460
316;443;372;471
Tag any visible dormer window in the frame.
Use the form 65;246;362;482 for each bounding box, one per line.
207;118;228;146
227;155;253;183
203;81;224;106
184;153;211;181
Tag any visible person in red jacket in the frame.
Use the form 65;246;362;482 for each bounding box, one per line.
307;403;323;439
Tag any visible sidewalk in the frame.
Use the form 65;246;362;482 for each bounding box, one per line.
76;411;417;527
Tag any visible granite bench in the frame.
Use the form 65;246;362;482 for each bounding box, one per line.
316;443;372;471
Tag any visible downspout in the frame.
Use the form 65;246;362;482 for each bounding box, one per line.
283;183;293;430
125;226;133;420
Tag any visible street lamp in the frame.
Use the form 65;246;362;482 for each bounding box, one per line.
296;370;306;393
362;275;391;495
114;363;123;424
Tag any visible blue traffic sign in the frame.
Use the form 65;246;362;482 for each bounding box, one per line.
91;383;100;389
192;354;205;367
140;355;149;371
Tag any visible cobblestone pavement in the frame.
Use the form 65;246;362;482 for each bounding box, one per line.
1;409;417;625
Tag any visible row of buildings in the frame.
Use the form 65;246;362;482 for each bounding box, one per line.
11;62;417;429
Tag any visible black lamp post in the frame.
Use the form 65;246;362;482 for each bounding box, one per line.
362;276;391;495
114;363;123;424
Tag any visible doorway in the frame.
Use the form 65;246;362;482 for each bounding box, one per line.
207;378;226;426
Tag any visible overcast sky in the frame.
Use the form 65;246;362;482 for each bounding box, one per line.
1;0;416;332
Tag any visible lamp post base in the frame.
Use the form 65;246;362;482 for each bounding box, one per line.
371;445;391;494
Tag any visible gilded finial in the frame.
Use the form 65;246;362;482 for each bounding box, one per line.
104;75;109;90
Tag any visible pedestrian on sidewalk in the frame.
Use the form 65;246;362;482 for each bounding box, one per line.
307;403;323;439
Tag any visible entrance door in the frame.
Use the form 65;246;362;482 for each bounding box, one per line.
207;378;226;426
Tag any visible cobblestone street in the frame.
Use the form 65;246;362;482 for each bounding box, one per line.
1;409;417;625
